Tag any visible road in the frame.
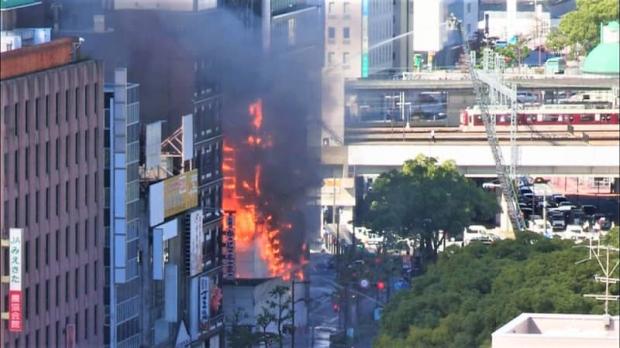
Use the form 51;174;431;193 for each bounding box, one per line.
306;251;339;348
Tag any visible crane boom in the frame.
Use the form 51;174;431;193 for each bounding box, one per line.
451;16;526;233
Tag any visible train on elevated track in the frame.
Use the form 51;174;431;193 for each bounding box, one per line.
460;104;619;131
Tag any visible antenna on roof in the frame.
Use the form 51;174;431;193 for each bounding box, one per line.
576;238;620;316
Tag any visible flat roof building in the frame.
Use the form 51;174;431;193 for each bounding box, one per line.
492;313;620;348
1;38;105;348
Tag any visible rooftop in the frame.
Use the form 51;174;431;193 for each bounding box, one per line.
492;313;620;348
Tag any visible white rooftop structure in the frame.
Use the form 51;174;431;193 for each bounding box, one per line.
492;313;620;348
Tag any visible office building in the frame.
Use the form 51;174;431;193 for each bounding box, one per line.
1;37;105;347
103;68;144;348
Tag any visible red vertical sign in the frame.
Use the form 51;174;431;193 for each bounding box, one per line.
8;290;22;332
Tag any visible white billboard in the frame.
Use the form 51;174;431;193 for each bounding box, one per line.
189;210;204;276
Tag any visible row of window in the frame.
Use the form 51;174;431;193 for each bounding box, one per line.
14;219;100;276
327;26;351;41
5;305;98;348
3;173;100;230
16;262;98;322
327;51;351;66
327;1;351;15
3;128;100;185
3;83;99;137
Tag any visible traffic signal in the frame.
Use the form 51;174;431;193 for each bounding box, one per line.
376;281;386;291
332;303;341;313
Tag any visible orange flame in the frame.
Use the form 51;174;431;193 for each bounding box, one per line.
223;99;304;280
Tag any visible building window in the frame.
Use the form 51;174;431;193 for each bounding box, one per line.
85;85;89;116
24;241;29;273
65;227;69;258
45;187;49;220
65;271;69;302
45;95;50;126
84;174;89;206
35;236;40;270
328;1;334;13
25;147;29;179
467;2;471;13
94;305;98;336
343;1;350;14
55;230;60;261
65;181;69;212
24;194;29;227
343;27;350;40
94;173;98;203
75;133;79;164
25;100;29;133
45;141;50;174
55;184;60;216
75;223;79;254
45;279;50;311
24;287;29;319
94;127;98;158
35;191;39;223
84;308;88;340
75;88;79;119
343;52;350;65
74;268;79;299
55;93;60;124
84;264;88;294
85;129;89;161
75;178;79;209
94;216;98;246
94;83;98;112
14;150;18;183
94;261;98;289
328;52;335;65
65;135;70;167
55;139;59;170
56;321;60;347
45;234;49;265
55;275;60;306
14;197;19;228
35;97;39;130
14;102;19;136
65;90;69;121
35;283;40;315
84;219;89;250
328;27;335;40
35;144;40;176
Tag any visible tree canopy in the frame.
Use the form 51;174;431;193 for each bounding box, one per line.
361;155;497;262
375;233;620;348
547;0;619;56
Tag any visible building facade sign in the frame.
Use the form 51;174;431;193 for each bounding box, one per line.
189;210;204;276
199;276;210;329
361;0;369;78
223;212;236;280
164;169;198;218
8;228;22;332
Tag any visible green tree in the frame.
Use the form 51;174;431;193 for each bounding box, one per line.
375;233;619;348
496;38;531;67
547;0;619;56
264;285;293;348
226;308;259;348
362;155;497;264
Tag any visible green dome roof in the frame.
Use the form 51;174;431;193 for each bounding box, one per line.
582;42;620;74
582;21;619;75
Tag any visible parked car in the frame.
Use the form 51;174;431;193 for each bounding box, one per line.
580;205;597;217
549;212;566;231
591;214;614;231
552;194;567;204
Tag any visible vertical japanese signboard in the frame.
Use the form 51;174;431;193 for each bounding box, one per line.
199;276;210;330
189;210;204;276
8;228;23;332
223;212;236;280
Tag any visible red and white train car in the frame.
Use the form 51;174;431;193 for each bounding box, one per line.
460;104;619;131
